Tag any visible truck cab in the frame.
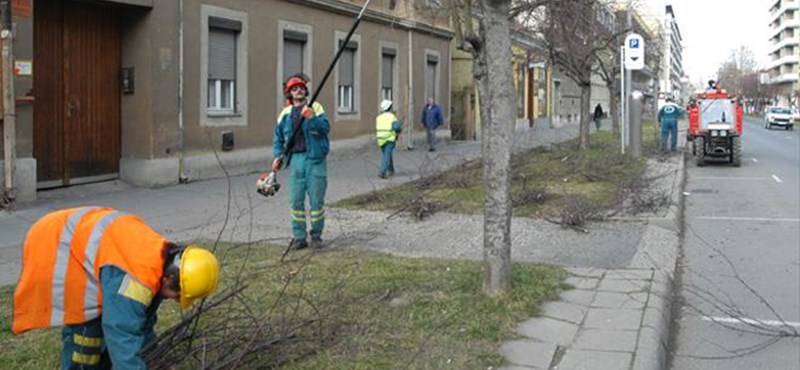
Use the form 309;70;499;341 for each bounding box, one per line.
687;82;743;167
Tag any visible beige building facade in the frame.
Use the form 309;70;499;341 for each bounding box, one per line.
3;0;452;201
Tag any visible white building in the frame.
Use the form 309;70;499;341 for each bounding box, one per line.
766;0;800;106
659;5;684;103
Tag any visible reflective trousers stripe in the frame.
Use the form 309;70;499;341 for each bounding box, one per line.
72;352;101;365
73;333;102;347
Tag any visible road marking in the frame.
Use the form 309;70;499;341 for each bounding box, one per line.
772;174;783;183
695;216;800;222
702;316;800;329
751;158;758;163
694;176;770;181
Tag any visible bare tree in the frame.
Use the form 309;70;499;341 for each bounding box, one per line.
716;46;758;95
453;0;549;295
539;0;618;150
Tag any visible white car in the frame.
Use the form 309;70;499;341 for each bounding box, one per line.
764;106;794;130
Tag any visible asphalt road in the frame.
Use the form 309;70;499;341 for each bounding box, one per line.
670;117;800;369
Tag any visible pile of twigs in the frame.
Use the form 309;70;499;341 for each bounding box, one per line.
143;255;349;369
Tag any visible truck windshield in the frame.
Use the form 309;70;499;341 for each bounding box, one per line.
700;99;733;125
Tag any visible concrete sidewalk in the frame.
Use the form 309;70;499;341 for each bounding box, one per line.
0;119;685;370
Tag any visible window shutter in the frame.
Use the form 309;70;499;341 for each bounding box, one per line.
339;49;354;86
425;61;436;99
382;55;393;89
283;39;304;81
209;28;236;80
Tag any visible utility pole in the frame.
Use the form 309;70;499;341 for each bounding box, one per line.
625;0;632;150
1;0;15;200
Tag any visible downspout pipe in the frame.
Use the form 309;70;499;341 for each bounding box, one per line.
1;0;16;199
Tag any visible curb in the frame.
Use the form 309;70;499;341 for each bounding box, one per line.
629;152;686;370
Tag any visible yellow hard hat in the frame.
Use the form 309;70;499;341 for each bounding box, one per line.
178;246;220;309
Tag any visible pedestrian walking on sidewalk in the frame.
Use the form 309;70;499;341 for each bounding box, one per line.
421;96;443;152
12;207;220;370
593;103;604;132
658;97;684;152
376;99;403;179
273;74;331;251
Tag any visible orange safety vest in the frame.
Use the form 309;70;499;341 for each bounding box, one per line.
12;207;167;335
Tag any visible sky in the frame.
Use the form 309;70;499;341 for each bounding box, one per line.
641;0;771;86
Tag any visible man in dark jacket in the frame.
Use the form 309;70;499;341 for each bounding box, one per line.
593;104;604;132
420;96;444;152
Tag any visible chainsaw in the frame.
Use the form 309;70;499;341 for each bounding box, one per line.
256;170;281;197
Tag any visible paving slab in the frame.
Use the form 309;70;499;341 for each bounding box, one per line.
583;308;643;331
573;329;639;352
500;340;556;369
540;301;588;324
517;317;579;346
556;350;632;370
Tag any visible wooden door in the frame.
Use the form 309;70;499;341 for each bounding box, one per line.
34;0;121;187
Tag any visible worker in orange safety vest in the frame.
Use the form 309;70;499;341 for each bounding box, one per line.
12;206;220;370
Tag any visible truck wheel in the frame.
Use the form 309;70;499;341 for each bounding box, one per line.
695;136;706;166
731;136;741;167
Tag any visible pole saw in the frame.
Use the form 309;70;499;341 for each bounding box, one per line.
257;0;375;198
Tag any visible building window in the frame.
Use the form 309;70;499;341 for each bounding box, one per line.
207;18;240;114
425;53;438;101
337;40;358;113
381;48;396;102
283;30;307;82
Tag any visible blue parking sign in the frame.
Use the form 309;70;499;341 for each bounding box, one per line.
629;39;640;48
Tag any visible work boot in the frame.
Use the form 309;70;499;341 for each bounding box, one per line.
310;236;324;250
289;238;308;251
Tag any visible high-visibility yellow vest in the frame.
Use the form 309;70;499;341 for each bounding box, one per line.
375;112;398;147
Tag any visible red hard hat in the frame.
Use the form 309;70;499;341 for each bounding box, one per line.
284;77;307;94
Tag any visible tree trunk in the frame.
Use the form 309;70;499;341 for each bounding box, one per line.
608;86;620;139
475;0;514;296
579;84;591;150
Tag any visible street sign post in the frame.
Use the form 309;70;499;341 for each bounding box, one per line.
624;33;644;70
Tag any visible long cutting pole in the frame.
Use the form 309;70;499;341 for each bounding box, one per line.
308;0;374;106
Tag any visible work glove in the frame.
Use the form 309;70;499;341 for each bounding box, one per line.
302;106;314;119
272;157;283;171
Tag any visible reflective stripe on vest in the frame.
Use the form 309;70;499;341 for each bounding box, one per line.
50;208;124;327
376;112;397;146
82;211;125;321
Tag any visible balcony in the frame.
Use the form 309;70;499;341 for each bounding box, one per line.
770;5;800;24
769;36;800;54
766;54;800;70
770;19;800;39
766;73;800;84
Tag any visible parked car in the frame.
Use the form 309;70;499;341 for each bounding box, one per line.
764;106;794;130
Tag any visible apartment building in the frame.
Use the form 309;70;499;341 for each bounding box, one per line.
3;0;452;201
659;5;683;103
766;0;800;106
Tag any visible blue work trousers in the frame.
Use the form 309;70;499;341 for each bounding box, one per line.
379;141;396;176
661;120;678;151
426;127;437;150
61;317;112;370
289;153;327;239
